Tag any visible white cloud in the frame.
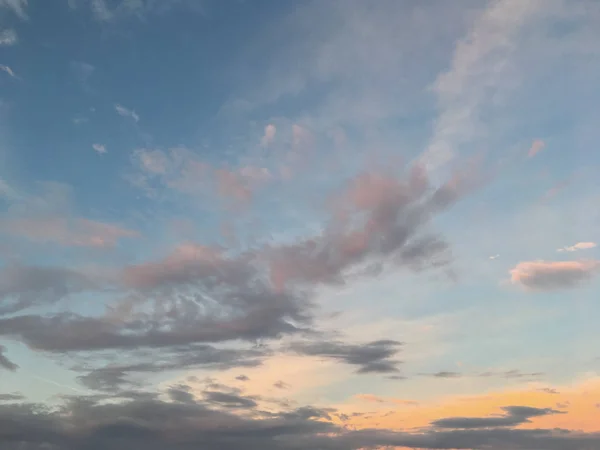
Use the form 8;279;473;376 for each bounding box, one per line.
260;124;276;147
489;254;500;260
421;0;546;172
0;0;27;19
0;65;16;78
92;143;106;154
115;104;140;122
558;242;597;253
0;29;17;46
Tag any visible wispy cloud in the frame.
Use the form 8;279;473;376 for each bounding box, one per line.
115;103;140;122
557;242;597;252
421;0;546;171
0;0;27;19
0;28;17;46
0;64;17;78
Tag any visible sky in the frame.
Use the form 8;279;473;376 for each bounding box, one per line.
1;0;600;449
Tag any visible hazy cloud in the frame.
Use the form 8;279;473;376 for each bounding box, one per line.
528;139;545;158
0;28;17;45
558;242;597;252
115;103;140;122
0;345;18;371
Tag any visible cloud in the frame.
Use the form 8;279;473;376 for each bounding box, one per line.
558;242;597;252
0;264;95;315
0;0;27;19
69;0;204;22
510;260;600;291
0;345;18;371
92;143;106;154
528;139;545;158
0;64;16;78
0;29;17;46
0;393;598;450
260;123;276;147
0;217;138;247
203;390;258;409
0;393;23;401
431;405;564;429
422;0;546;171
290;339;403;374
115;103;140;122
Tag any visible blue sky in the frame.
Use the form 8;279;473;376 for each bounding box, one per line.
1;1;600;449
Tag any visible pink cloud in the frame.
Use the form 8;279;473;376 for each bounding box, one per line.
557;242;597;253
510;260;599;291
122;243;223;290
260;124;276;147
528;139;545;158
0;217;138;248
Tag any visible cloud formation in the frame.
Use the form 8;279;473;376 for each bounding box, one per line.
431;405;564;429
558;242;597;252
510;260;599;290
0;28;17;45
115;104;140;122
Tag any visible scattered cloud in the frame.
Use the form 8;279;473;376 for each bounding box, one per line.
115;103;140;122
510;260;600;291
92;143;106;154
528;139;546;158
0;28;17;46
489;254;500;260
558;242;597;252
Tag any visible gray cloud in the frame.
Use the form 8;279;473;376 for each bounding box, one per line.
0;345;17;371
0;264;94;315
291;339;403;373
0;395;597;450
203;391;258;409
431;405;565;429
0;393;23;402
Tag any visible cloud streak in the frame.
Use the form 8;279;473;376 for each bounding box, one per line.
510;260;599;291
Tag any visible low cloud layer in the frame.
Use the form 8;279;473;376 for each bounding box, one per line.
0;394;596;450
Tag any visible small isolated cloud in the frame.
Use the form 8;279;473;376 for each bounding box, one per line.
92;143;106;154
557;242;597;252
0;29;17;46
489;254;499;260
0;64;16;78
115;103;140;122
261;123;276;147
528;139;545;158
510;260;600;291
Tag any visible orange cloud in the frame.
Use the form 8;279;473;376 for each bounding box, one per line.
337;377;600;433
